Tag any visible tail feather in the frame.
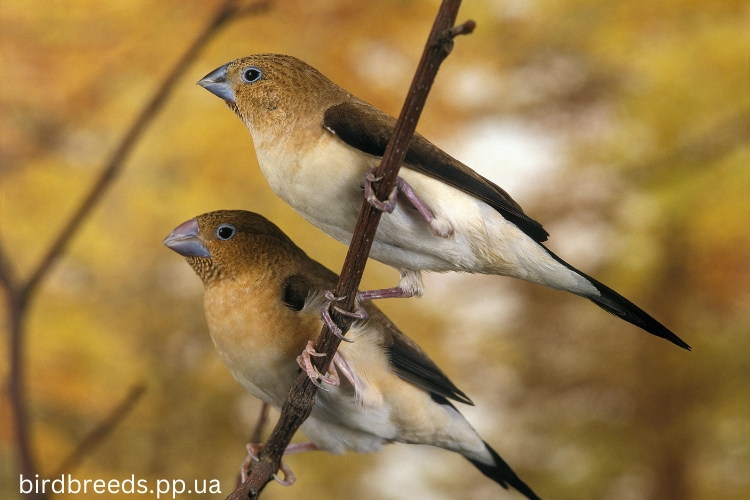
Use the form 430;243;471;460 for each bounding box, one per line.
467;442;542;500
586;275;690;350
543;246;691;350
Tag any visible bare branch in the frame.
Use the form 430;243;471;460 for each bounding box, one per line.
229;1;474;497
234;0;273;18
0;240;19;297
52;384;147;478
19;0;272;304
2;3;273;499
5;292;36;496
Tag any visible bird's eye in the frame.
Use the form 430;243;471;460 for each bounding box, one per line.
216;224;236;240
241;66;262;83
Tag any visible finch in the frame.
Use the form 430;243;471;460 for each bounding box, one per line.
163;210;541;499
197;54;689;351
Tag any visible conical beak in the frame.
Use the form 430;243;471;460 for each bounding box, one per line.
197;63;235;103
163;218;211;258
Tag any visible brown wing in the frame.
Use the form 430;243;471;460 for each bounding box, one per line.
364;303;473;406
285;255;473;404
323;99;549;243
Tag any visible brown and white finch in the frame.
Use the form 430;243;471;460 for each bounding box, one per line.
196;54;689;351
163;210;541;500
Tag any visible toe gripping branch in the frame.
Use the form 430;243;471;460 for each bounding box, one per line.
241;443;295;486
364;169;398;213
364;167;453;238
241;442;319;486
296;340;341;390
320;291;368;343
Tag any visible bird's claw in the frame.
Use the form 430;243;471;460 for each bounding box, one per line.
296;340;340;391
272;460;296;486
239;443;296;486
321;291;359;342
332;302;368;320
364;169;452;238
364;170;398;213
240;443;262;483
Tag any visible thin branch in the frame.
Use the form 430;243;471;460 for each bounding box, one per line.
19;0;272;305
229;2;474;498
2;3;273;499
51;384;147;478
0;241;19;295
6;292;35;494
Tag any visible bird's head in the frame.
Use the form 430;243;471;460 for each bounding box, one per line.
163;210;301;285
197;54;347;132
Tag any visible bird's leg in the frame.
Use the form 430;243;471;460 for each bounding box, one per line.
355;287;414;301
296;340;340;390
240;442;263;482
363;168;452;238
395;177;454;238
355;269;424;302
320;291;368;343
240;441;319;486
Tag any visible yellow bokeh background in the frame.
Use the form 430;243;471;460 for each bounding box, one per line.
1;1;748;499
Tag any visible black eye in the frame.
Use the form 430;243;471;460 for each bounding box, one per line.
216;224;236;240
241;66;262;83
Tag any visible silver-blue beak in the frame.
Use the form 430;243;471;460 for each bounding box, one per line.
197;63;235;103
163;218;211;258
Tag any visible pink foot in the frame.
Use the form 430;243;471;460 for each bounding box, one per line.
396;177;453;238
240;441;318;486
320;291;368;342
364;169;398;212
363;167;453;238
273;461;296;486
355;287;415;302
296;340;340;391
240;443;263;483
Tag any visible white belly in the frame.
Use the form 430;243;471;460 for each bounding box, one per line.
256;132;597;295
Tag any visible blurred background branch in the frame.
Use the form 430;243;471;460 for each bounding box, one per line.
1;1;747;499
0;1;272;498
51;384;146;479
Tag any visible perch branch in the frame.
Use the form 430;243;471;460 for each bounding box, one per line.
228;1;475;498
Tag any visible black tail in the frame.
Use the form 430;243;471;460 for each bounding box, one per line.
467;442;542;500
543;246;691;350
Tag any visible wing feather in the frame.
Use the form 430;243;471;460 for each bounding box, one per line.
323;99;549;243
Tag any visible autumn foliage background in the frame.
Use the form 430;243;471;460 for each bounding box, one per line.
1;1;748;499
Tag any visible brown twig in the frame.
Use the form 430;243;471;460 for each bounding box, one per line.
0;2;272;498
52;384;147;478
19;0;271;306
229;2;475;498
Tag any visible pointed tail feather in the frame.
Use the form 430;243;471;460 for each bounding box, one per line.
466;442;542;500
543;246;690;350
585;274;690;350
